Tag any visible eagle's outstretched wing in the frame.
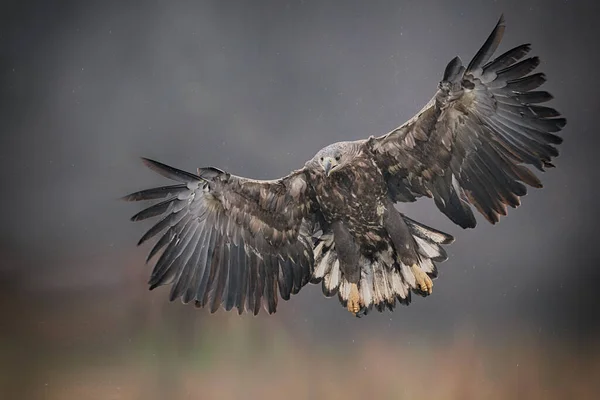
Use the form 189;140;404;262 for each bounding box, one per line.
369;15;565;228
123;158;316;315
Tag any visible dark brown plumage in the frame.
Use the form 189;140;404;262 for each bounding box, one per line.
124;16;565;317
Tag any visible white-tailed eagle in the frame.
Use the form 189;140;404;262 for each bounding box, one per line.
124;16;565;317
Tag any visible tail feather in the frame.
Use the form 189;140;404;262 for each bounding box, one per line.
323;259;341;297
402;215;454;245
311;217;453;317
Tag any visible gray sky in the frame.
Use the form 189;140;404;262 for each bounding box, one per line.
1;0;598;338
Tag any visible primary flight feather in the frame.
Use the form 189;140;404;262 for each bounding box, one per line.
124;16;565;317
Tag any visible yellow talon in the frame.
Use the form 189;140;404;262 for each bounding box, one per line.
347;283;361;314
411;264;433;294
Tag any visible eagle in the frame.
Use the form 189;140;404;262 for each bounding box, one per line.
124;16;565;317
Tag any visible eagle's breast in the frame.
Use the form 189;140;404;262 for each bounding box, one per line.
315;154;388;240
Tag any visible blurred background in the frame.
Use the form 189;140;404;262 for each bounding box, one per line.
1;0;599;398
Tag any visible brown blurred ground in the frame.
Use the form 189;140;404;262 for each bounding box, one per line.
2;251;598;400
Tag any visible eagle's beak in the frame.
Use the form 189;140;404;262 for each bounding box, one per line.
322;157;337;177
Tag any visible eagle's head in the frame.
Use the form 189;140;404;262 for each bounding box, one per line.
308;141;360;177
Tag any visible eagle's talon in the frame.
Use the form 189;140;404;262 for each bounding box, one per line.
347;283;361;315
411;263;433;294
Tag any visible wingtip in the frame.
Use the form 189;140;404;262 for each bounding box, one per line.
138;157;202;182
466;14;507;72
140;157;159;169
130;214;144;222
498;14;506;27
442;56;464;82
121;193;138;202
444;234;456;245
461;219;478;230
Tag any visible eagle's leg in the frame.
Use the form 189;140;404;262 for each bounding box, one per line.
382;201;434;294
382;201;420;265
331;221;362;315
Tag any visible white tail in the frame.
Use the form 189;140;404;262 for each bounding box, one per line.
311;216;453;316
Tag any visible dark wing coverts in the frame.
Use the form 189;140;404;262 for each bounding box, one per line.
372;16;565;228
124;158;314;315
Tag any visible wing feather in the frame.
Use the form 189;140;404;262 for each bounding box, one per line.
125;159;317;314
197;225;217;306
169;225;202;301
369;15;565;228
182;225;208;303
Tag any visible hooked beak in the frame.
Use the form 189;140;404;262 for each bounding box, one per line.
322;157;337;177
